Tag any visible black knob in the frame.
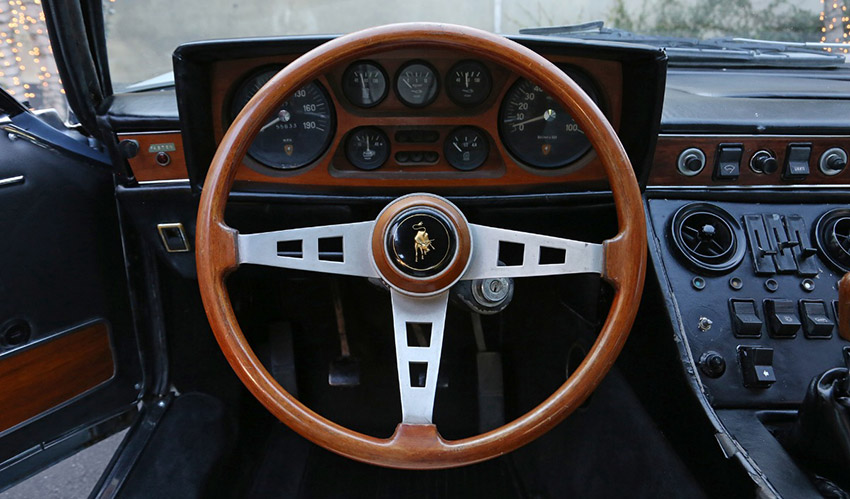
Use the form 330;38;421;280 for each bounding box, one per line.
750;150;778;174
819;148;847;176
683;154;703;173
827;154;847;171
118;139;140;159
699;351;726;378
677;148;705;176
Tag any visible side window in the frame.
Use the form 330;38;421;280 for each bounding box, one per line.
0;0;66;116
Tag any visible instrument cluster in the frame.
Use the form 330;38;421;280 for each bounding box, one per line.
227;55;603;177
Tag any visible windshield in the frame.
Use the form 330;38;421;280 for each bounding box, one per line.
102;0;843;87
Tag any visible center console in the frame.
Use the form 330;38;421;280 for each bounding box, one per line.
646;131;850;497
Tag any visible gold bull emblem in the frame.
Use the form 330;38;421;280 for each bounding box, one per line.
412;221;436;263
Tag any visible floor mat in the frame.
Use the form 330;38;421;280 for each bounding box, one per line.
246;426;526;499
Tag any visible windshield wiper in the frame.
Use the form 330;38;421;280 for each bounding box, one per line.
520;22;848;69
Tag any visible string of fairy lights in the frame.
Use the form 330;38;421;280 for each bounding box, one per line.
0;0;844;118
0;0;63;113
820;0;850;52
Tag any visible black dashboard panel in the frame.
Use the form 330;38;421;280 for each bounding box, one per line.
663;68;850;134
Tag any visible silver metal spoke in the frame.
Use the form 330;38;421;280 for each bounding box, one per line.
390;289;449;424
463;224;604;280
237;221;378;278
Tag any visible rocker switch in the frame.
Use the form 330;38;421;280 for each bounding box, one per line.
783;144;812;180
730;299;763;338
765;299;801;338
714;144;743;180
739;346;776;388
800;300;834;338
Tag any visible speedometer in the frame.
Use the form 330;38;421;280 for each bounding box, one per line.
498;72;598;169
230;69;334;170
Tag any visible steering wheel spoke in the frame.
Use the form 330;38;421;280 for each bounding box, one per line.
463;224;604;280
236;221;378;278
390;289;449;425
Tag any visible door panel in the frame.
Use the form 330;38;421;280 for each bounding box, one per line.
0;132;141;485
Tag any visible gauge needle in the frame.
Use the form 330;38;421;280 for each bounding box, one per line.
260;118;280;132
510;109;557;128
453;142;463;152
402;78;413;89
366;135;371;152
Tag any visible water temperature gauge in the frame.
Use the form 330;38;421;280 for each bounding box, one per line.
444;127;489;171
446;60;491;106
345;127;390;170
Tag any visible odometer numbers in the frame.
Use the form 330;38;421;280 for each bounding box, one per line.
230;69;334;170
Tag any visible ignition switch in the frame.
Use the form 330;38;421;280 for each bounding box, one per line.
452;277;514;315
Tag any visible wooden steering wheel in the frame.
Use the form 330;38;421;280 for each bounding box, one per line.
196;23;646;470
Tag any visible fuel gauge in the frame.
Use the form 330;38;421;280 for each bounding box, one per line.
345;127;390;170
444;127;488;171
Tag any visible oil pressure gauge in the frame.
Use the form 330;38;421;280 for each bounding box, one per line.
345;127;390;170
444;127;488;171
395;61;439;107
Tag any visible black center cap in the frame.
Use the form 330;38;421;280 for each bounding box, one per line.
387;208;457;278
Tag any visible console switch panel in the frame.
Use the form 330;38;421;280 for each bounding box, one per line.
739;346;776;388
765;299;802;338
714;144;743;180
730;299;763;338
800;300;834;338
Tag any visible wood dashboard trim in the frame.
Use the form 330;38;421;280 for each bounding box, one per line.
0;322;115;433
118;131;188;182
208;50;622;189
650;134;850;187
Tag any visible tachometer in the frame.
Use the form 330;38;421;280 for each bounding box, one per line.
230;69;334;170
498;73;598;169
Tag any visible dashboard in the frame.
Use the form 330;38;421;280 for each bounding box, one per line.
120;36;666;192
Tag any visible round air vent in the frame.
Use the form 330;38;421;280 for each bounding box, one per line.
814;208;850;273
670;203;745;274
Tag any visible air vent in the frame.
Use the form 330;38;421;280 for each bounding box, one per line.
670;203;745;274
814;208;850;273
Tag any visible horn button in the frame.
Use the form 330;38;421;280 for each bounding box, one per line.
387;209;457;278
371;194;473;295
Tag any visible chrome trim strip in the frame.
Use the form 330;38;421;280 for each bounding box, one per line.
658;134;850;139
0;175;24;187
137;179;190;186
646;184;850;191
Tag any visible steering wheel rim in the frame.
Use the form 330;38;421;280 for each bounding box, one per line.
196;22;646;470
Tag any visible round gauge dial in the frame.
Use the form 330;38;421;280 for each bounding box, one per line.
446;60;491;106
230;69;334;170
342;61;388;108
345;127;390;170
395;61;439;107
498;73;598;169
444;127;489;171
